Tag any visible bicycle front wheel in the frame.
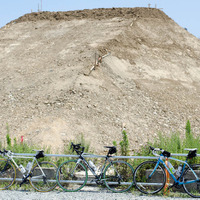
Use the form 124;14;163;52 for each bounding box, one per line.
0;159;16;190
29;161;57;192
56;160;88;192
103;160;134;192
134;161;166;194
183;164;200;198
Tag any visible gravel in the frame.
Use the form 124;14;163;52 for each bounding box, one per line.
0;190;197;200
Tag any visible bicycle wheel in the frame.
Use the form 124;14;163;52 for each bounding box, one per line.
56;160;88;192
0;159;16;190
29;161;57;192
183;164;200;198
134;161;166;194
103;160;134;192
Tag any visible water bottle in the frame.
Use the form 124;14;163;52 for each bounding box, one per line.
26;162;32;171
19;164;26;173
89;160;97;172
176;164;183;176
168;161;176;174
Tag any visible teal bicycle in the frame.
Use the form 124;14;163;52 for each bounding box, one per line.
133;146;200;198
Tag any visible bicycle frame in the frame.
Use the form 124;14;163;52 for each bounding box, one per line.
1;153;45;178
76;153;116;181
151;155;199;185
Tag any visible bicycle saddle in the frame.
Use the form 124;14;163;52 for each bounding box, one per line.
185;148;197;159
32;149;44;152
34;150;45;159
104;146;117;155
184;148;197;151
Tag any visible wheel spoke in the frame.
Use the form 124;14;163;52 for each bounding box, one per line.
0;159;16;190
103;160;134;192
183;164;200;198
29;161;57;192
134;161;166;194
56;160;88;192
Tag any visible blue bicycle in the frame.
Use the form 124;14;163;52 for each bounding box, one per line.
133;146;200;198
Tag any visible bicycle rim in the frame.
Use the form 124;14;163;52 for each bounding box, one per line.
29;161;57;192
0;159;16;190
103;160;134;192
56;160;88;192
134;161;166;194
183;164;200;198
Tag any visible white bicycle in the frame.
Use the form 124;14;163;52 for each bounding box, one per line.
0;149;58;192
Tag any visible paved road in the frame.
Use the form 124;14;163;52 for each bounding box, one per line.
0;190;197;200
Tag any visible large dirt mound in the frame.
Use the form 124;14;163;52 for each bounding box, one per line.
1;7;200;153
10;7;170;23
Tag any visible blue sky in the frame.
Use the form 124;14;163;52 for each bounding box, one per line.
0;0;199;38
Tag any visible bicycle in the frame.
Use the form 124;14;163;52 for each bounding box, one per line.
133;146;200;198
0;149;58;192
56;142;134;192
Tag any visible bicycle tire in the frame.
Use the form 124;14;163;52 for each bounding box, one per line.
134;160;166;194
56;160;88;192
0;159;16;190
183;164;200;198
29;161;58;192
103;160;134;192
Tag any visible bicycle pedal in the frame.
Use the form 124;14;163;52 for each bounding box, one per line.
168;182;177;190
174;184;182;189
20;178;29;187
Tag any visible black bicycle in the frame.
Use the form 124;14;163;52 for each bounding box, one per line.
56;143;134;192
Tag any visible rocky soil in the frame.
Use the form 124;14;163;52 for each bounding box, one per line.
0;7;200;153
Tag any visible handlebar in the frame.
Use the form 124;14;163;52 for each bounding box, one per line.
70;142;85;155
0;149;12;157
149;146;171;158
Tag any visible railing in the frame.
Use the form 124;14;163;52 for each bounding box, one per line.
12;152;200;158
1;152;200;184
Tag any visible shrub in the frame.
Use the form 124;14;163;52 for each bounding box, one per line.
138;120;200;165
120;130;130;157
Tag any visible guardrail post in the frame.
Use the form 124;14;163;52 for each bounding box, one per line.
164;158;170;195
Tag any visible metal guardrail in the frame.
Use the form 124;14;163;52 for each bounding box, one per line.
0;178;57;183
1;152;200;186
12;152;200;159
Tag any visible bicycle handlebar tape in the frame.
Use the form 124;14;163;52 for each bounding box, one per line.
162;151;171;158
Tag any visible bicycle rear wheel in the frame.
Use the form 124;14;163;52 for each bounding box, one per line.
134;161;166;194
183;164;200;198
56;160;88;192
0;159;16;190
103;160;134;192
29;161;57;192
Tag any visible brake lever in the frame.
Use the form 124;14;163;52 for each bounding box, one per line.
70;142;75;152
82;147;85;153
2;149;8;156
149;146;154;154
4;149;8;153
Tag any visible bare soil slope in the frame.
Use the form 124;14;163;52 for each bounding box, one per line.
0;7;200;153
